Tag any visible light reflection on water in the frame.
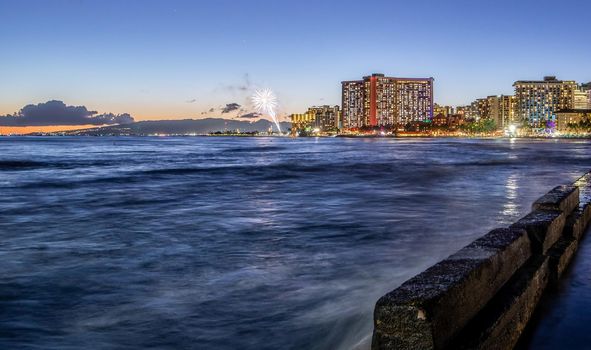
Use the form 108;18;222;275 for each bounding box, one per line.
0;136;590;350
503;173;520;217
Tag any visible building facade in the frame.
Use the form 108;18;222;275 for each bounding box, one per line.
513;76;578;128
500;95;518;127
459;95;516;130
434;104;453;118
556;109;591;131
432;113;446;127
289;112;315;131
290;106;341;133
307;105;340;131
485;95;517;128
574;89;591;110
341;73;434;129
341;80;365;128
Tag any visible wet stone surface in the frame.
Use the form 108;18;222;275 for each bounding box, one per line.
517;227;591;349
574;171;591;209
532;185;579;214
511;210;565;254
373;228;531;349
546;238;578;284
453;256;550;350
564;208;588;240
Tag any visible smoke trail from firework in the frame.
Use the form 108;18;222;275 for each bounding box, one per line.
252;88;281;133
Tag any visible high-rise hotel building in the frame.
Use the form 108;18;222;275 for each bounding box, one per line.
289;105;341;132
341;73;434;129
513;76;578;128
308;105;341;130
341;80;365;128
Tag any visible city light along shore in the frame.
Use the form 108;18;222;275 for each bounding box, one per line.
290;74;591;138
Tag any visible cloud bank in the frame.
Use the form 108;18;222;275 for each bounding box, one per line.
238;112;261;119
221;103;241;114
0;100;135;126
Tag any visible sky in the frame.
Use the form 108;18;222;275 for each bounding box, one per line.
1;0;590;126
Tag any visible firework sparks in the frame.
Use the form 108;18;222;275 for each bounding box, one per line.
252;88;281;133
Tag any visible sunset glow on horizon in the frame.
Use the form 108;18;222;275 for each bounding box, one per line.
1;0;590;126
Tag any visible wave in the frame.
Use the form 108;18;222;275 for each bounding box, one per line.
0;160;49;169
221;146;287;153
0;159;120;171
447;159;518;167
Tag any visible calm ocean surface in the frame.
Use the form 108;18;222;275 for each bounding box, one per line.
1;136;590;349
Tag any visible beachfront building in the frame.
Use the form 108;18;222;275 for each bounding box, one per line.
485;95;517;129
341;73;434;129
307;105;340;131
556;109;591;132
432;113;447;127
513;76;578;128
459;95;516;130
289;111;315;133
500;95;518;127
574;88;591;110
434;104;453;118
341;80;365;129
289;105;341;134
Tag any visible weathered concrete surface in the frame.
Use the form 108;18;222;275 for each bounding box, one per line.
372;228;530;350
371;172;591;350
564;207;589;241
511;210;565;254
547;237;578;285
532;185;579;214
451;256;550;350
515;227;591;349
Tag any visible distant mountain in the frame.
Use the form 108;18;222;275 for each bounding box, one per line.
57;118;291;136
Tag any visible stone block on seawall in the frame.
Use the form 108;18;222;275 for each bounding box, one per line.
573;172;591;226
574;171;591;207
510;210;565;255
371;228;531;350
532;185;579;215
563;205;590;241
450;255;550;350
547;237;578;285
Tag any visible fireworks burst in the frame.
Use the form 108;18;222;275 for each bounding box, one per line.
252;88;281;133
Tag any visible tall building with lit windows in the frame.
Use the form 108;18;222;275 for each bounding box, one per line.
341;73;434;129
583;83;591;109
289;105;341;133
513;76;578;128
500;95;518;126
341;80;365;128
485;95;517;128
434;104;453;118
463;95;516;129
307;105;340;131
574;88;590;110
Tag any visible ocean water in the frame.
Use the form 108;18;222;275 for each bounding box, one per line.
0;136;590;349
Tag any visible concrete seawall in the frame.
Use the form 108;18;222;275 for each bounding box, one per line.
372;171;591;350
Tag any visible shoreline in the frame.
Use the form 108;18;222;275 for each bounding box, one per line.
3;134;591;140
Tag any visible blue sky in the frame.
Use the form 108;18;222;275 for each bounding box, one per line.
1;0;590;121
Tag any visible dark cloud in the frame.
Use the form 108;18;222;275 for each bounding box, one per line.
0;100;135;126
222;103;241;114
208;108;215;112
91;113;134;125
238;112;261;119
